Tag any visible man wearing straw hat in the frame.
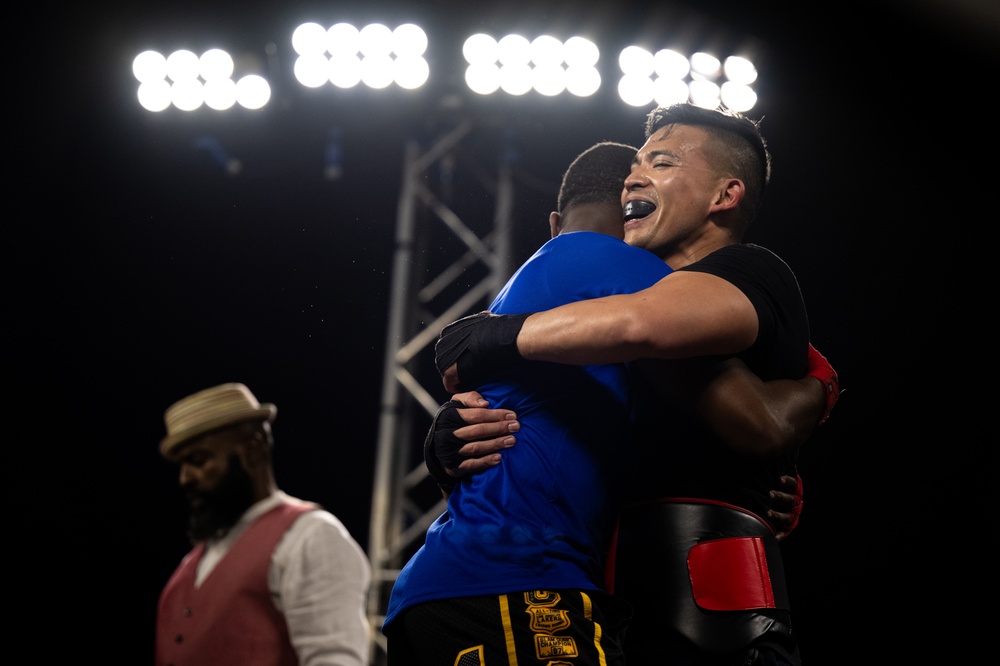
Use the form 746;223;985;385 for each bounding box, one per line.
154;382;372;666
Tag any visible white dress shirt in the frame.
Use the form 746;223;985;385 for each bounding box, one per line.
198;491;372;666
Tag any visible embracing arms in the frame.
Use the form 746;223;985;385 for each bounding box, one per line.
436;271;756;392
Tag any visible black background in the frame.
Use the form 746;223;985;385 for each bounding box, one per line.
30;0;995;661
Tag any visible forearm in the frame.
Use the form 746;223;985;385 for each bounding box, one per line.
699;373;825;456
518;271;757;364
518;296;654;364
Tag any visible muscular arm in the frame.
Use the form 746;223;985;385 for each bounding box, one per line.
427;370;819;537
438;272;758;393
641;356;825;456
519;271;757;364
699;370;826;454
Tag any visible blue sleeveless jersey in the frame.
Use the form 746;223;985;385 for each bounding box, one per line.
384;231;671;628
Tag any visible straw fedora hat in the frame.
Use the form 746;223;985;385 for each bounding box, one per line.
160;383;276;459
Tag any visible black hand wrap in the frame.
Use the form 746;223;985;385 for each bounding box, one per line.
434;311;531;390
423;400;468;492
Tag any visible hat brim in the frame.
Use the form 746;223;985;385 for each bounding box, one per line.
159;404;276;459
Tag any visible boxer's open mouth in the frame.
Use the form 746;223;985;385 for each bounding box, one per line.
623;200;655;221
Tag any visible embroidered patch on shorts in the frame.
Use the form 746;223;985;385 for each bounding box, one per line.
535;634;579;659
527;606;571;633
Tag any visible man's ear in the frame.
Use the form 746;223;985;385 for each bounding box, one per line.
236;429;267;467
548;211;562;238
712;178;744;213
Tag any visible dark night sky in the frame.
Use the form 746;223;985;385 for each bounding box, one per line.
31;0;995;661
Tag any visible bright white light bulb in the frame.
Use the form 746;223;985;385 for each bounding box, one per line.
133;50;167;83
565;65;600;97
329;54;362;88
465;63;500;94
292;22;328;56
652;77;690;106
294;54;331;88
530;35;564;67
653;49;689;80
359;23;393;57
532;63;566;96
360;53;394;88
564;37;598;67
498;34;531;66
463;34;498;65
394;55;429;89
690;52;721;79
618;73;654;107
199;49;234;81
203;78;237;110
724;56;758;85
689;79;721;108
619;46;654;77
171;79;204;110
499;62;533;95
327;23;360;56
166;50;200;82
392;24;427;57
236;74;270;109
720;81;757;111
137;79;171;111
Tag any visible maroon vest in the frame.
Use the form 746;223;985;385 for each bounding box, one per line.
155;499;318;666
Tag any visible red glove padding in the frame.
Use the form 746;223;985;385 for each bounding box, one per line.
806;343;840;424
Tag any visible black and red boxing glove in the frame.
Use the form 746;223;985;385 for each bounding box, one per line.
806;343;840;424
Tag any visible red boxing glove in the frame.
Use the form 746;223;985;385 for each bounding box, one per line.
806;343;840;424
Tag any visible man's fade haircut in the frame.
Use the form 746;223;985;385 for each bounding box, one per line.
645;103;771;228
557;141;638;213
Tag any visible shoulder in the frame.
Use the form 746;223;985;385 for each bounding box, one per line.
294;507;349;533
679;244;804;316
274;494;350;540
277;507;369;565
549;231;632;249
682;243;794;277
292;505;363;547
554;232;671;272
740;242;793;267
279;496;346;532
690;242;783;263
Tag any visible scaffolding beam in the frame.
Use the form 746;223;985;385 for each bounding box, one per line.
366;122;515;666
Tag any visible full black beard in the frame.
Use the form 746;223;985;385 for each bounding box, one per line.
186;453;256;542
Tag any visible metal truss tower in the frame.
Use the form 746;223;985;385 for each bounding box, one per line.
366;120;517;666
